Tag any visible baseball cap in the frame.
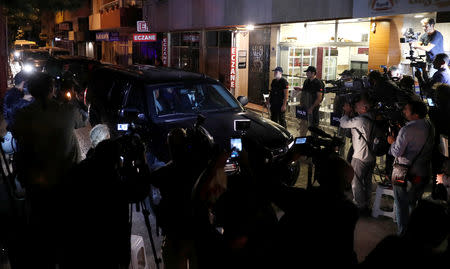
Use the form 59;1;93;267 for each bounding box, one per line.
304;66;317;73
272;66;283;73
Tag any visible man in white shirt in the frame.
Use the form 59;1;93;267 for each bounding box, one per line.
339;95;375;214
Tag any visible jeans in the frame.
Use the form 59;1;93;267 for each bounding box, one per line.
270;107;286;128
393;178;428;235
351;158;376;210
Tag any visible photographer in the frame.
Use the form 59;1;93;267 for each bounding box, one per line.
11;73;87;268
368;70;403;107
339;94;375;215
388;100;434;235
415;53;450;97
150;126;218;269
413;18;444;71
275;153;358;268
61;135;150;268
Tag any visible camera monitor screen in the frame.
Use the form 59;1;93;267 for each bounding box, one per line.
230;138;242;158
295;137;307;144
117;123;129;131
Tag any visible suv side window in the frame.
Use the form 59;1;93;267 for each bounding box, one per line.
123;81;145;115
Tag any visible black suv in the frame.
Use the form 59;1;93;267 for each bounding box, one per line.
87;65;299;184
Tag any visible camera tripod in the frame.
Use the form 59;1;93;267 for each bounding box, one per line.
131;198;162;269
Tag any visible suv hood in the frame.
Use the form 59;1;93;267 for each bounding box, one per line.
152;110;292;160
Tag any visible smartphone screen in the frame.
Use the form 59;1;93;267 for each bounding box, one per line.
117;123;129;131
427;98;435;107
230;138;242;158
295;137;307;144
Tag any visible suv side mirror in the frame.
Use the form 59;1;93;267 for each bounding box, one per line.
237;96;248;106
119;108;142;122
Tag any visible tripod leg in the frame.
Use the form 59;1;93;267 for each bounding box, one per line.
140;201;162;269
307;161;313;190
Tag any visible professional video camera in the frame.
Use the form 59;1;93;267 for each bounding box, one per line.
400;28;427;69
400;28;420;44
290;126;344;189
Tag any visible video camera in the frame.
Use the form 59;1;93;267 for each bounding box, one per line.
400;28;427;69
400;28;420;44
292;126;343;158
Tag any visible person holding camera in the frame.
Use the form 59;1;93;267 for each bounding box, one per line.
268;67;289;128
387;100;434;235
415;53;450;97
10;72;87;268
295;66;324;136
339;94;375;215
413;18;444;71
61;135;151;268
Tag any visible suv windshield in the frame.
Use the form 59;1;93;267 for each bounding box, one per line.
148;83;240;116
22;50;49;60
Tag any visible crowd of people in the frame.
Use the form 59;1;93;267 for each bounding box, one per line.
0;18;449;267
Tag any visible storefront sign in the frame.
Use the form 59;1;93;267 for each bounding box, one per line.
183;34;200;43
238;50;247;69
162;37;168;66
58;22;72;31
95;32;119;42
354;0;450;18
137;21;149;32
68;31;75;41
109;32;120;41
96;32;110;41
133;33;157;42
230;47;237;89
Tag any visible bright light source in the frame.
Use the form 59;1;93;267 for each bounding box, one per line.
246;25;255;31
65;91;72;100
55;37;61;41
23;64;34;73
13;51;20;57
414;14;424;18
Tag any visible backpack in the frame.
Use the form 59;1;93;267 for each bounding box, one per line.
354;115;390;157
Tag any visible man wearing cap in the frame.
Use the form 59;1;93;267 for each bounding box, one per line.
268;66;289;128
295;66;324;136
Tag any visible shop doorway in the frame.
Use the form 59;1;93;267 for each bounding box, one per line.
248;28;271;104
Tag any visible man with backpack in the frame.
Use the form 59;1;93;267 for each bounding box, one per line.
339;94;376;215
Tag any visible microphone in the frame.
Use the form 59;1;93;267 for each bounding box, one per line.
308;126;332;139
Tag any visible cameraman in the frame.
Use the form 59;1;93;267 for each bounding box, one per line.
415;53;450;97
413;18;444;72
339;94;375;215
61;136;150;268
150;126;218;269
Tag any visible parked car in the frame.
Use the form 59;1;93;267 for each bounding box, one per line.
87;65;300;185
13;49;50;73
40;47;71;56
44;55;103;97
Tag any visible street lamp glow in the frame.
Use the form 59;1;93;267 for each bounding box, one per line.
246;25;255;31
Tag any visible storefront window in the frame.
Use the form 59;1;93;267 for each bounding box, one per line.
278;19;370;128
205;31;231;87
170;32;200;73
